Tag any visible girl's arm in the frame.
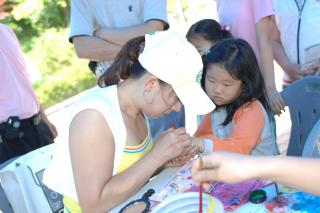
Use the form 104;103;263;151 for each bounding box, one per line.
194;102;266;154
256;16;285;115
69;109;191;213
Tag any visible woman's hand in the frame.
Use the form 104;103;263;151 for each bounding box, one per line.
191;152;255;191
285;63;303;81
164;144;198;168
302;60;320;76
267;89;286;115
151;127;192;166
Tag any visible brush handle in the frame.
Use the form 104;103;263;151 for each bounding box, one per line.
199;157;203;213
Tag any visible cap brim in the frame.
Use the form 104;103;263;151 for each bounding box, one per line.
173;85;215;115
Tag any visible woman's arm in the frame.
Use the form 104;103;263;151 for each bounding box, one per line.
69;109;191;212
256;16;285;115
192;152;320;196
271;17;302;81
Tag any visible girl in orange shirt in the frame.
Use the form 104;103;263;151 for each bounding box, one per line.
193;38;278;155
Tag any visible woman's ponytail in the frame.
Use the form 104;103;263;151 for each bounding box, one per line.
98;36;146;87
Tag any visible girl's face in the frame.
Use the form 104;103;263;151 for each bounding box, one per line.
146;83;182;119
188;35;214;56
205;64;243;106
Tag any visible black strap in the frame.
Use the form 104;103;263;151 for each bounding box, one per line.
294;0;307;65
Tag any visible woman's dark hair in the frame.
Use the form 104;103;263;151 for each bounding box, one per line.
203;38;270;125
186;19;232;43
98;36;146;87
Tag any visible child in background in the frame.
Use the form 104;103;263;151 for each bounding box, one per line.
193;38;278;155
186;19;232;56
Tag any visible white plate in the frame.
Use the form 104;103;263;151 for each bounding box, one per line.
152;192;224;213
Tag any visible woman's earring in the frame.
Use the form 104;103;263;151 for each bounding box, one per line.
143;90;154;104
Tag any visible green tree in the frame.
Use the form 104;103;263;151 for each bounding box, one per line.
1;0;70;51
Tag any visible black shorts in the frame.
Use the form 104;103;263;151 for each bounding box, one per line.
0;115;54;164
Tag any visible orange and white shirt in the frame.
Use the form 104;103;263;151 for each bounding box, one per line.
195;100;277;155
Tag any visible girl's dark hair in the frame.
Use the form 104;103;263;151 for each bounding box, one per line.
98;36;146;87
186;19;232;43
203;38;270;125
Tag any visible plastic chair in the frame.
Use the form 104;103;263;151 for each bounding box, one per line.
0;157;19;213
0;144;64;213
281;76;320;156
0;184;14;213
302;118;320;158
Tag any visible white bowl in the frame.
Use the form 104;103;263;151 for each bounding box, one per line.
152;192;224;213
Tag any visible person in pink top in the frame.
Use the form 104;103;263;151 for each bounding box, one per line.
216;0;285;115
0;23;57;164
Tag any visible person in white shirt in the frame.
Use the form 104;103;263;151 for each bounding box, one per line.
272;0;320;86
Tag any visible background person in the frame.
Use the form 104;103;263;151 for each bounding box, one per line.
272;0;320;86
186;18;232;56
0;23;57;164
69;0;169;78
215;0;285;116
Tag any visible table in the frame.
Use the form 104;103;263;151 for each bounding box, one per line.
110;166;269;213
110;168;177;212
111;167;320;213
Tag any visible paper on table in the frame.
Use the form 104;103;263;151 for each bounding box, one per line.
149;161;194;202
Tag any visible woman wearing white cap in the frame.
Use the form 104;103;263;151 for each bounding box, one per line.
43;31;215;213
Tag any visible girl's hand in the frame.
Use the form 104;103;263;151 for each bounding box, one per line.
164;144;198;168
191;152;255;191
151;127;192;166
191;137;205;153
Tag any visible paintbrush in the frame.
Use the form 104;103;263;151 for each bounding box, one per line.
169;120;177;129
199;156;203;213
275;183;280;202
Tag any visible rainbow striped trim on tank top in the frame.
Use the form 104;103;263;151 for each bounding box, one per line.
123;132;152;153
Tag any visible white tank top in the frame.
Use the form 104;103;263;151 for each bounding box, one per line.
43;85;126;200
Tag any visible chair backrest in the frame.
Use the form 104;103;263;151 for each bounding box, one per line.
0;157;19;213
302;118;320;158
0;144;64;213
0;184;14;213
281;76;320;156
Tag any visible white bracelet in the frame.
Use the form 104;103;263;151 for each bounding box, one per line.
202;138;214;155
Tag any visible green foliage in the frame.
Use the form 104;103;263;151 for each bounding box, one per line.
28;29;72;76
34;66;96;108
35;0;70;29
30;28;96;108
2;0;70;51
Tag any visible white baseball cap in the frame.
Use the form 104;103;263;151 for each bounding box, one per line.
138;31;215;115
